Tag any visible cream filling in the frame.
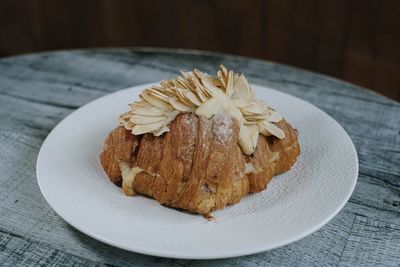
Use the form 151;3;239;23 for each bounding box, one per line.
120;162;142;196
244;162;255;174
119;163;164;196
120;162;256;199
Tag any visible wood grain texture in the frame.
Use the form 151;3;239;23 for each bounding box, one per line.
0;48;399;266
0;0;399;100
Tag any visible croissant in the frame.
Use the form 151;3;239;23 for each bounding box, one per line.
100;66;300;215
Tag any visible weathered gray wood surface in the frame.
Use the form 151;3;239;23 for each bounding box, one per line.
0;48;399;267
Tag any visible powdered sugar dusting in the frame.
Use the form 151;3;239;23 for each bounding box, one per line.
213;113;233;145
181;113;196;133
180;114;196;163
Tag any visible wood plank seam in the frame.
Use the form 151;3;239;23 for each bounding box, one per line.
336;215;357;267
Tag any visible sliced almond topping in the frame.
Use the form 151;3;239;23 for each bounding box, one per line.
169;97;193;112
195;70;221;97
232;74;251;99
132;121;164;135
258;120;285;139
225;71;235;97
142;90;173;111
266;109;283;122
248;125;259;149
119;65;286;154
183;90;202;106
195;97;223;119
238;125;254;155
129;115;165;125
131;106;166;117
241;101;268;115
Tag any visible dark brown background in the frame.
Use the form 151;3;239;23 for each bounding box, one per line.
1;0;399;100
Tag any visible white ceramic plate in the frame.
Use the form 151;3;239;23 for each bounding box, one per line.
37;83;358;259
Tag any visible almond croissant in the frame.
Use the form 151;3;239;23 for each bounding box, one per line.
100;66;299;215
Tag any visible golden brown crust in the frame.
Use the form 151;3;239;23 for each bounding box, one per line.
245;136;275;193
100;114;300;215
268;120;300;174
99;127;140;183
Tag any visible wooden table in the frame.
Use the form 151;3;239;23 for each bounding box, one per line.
0;48;399;266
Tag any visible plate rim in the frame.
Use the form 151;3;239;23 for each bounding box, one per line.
36;83;359;259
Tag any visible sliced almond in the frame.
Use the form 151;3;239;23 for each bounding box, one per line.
192;71;212;99
248;125;259;149
169;97;193;112
241;101;268;115
165;110;180;123
232;97;252;108
124;120;135;129
183;90;202;106
238;125;254;155
220;65;228;78
142;90;173;111
243;119;258;125
175;88;196;107
194;69;221;96
129;101;150;109
176;76;196;92
131;106;166;116
149;88;171;102
232;75;251;99
195;98;222;119
119;111;132;120
217;70;227;89
245;114;268;121
211;76;223;88
266;109;283;122
258;121;285;139
225;71;234;97
129;115;165;124
160;80;175;88
132;120;164;135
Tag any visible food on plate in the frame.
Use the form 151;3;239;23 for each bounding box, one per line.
100;65;300;215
